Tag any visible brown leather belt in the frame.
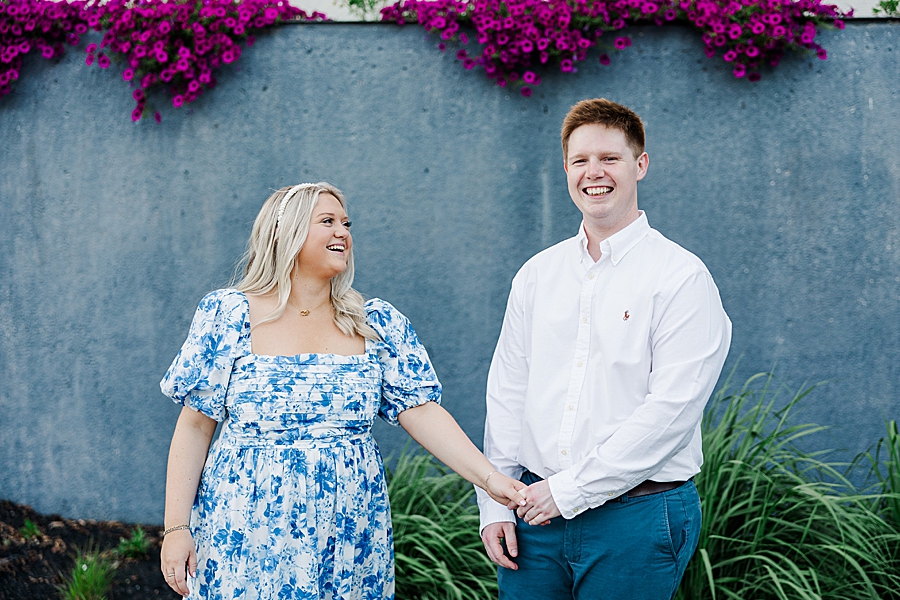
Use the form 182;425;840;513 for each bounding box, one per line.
613;479;689;502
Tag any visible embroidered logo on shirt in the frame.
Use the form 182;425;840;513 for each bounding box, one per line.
623;310;630;321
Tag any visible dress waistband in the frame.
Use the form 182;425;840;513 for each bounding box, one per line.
219;431;370;449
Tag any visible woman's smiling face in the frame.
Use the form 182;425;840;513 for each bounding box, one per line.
294;193;352;280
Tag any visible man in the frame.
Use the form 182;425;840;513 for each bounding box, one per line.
476;98;732;599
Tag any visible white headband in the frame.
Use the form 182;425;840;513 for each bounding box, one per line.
276;183;317;229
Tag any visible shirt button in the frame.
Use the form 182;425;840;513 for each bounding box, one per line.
576;361;583;367
561;450;568;456
568;405;574;411
587;273;595;280
573;507;580;513
607;492;615;497
582;317;588;324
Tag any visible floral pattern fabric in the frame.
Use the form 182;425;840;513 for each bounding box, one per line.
160;289;441;599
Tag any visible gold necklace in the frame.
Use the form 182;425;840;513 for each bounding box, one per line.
287;297;330;317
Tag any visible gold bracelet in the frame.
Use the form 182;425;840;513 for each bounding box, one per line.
484;470;497;489
162;524;191;537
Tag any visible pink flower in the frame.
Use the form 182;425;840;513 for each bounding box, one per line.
131;107;142;122
98;54;111;68
85;53;94;66
172;94;184;107
599;53;611;65
86;43;97;54
154;111;162;123
123;68;134;81
520;86;532;97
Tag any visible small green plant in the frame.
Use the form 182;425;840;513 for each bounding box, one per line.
873;0;900;16
387;448;498;599
345;0;392;20
115;526;151;559
19;518;41;540
56;544;117;600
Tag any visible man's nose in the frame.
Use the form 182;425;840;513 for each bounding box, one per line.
587;158;604;178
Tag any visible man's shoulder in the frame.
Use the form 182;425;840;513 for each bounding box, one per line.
639;228;715;291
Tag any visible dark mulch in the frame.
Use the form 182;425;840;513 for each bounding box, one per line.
0;499;181;600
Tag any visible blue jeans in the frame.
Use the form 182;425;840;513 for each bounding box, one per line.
498;472;701;600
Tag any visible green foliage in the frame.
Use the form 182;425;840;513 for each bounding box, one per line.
386;449;498;599
56;544;117;600
115;526;151;559
344;0;390;20
873;0;900;16
388;376;900;600
866;420;900;529
19;518;41;540
677;373;900;600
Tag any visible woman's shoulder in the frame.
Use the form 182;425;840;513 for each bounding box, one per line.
364;298;408;325
194;288;248;323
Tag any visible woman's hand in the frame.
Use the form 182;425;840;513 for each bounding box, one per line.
485;471;527;508
160;529;197;597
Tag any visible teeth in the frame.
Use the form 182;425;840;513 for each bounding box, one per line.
327;245;344;251
585;186;613;196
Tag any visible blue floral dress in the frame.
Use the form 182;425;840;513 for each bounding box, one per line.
160;289;441;600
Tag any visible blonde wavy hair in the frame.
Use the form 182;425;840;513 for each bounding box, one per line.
234;182;379;341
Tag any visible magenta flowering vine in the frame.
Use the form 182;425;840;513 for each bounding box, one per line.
86;0;325;121
1;0;324;120
0;0;93;98
381;0;848;95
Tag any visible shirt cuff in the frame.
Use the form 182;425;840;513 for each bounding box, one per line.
478;496;516;533
547;470;588;519
546;470;620;519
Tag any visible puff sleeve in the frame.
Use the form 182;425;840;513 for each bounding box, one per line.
159;289;247;422
366;299;442;426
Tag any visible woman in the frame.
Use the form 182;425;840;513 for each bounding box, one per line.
159;182;525;599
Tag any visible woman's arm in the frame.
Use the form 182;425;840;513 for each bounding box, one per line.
398;401;526;507
160;407;218;598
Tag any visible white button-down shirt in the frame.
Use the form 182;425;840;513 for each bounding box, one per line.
477;213;732;528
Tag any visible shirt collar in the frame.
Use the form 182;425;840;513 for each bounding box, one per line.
576;212;651;266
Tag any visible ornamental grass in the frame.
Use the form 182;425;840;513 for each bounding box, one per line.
387;374;900;600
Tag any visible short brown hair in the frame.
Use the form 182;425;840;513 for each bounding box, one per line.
561;98;645;160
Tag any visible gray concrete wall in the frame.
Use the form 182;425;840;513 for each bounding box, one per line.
1;21;898;523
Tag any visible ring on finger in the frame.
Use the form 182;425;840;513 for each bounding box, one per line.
167;573;176;578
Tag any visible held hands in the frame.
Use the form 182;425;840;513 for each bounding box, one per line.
507;479;561;525
484;471;528;508
160;530;197;597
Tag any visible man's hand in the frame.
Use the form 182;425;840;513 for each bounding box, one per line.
512;479;562;525
481;521;519;570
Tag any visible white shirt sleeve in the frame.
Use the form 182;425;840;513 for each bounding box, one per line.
476;275;528;531
548;269;732;517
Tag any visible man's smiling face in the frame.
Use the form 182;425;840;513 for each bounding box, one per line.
565;123;649;235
